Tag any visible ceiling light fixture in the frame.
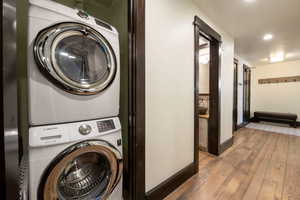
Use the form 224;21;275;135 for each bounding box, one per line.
270;52;285;63
263;33;273;41
244;0;256;3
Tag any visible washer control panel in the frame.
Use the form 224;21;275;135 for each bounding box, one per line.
29;117;121;147
97;120;115;133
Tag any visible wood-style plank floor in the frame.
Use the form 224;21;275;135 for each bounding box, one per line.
165;128;300;200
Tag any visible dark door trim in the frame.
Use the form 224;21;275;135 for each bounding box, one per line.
1;0;6;198
243;65;251;123
194;16;200;173
194;16;222;157
233;58;238;131
126;0;145;199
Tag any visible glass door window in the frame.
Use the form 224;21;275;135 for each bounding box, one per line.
34;22;117;95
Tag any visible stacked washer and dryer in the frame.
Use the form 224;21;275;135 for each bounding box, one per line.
27;0;123;199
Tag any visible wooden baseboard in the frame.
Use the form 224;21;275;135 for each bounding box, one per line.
219;137;234;154
145;163;195;200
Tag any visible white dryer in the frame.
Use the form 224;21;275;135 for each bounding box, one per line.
28;0;120;125
28;117;123;200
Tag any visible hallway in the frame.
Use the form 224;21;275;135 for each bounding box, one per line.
165;128;300;200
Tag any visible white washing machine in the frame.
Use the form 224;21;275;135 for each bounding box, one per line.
27;0;120;126
28;117;123;200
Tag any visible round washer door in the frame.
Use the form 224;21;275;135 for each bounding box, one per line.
34;22;117;95
38;140;122;200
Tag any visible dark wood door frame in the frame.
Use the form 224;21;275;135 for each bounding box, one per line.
243;65;251;123
233;58;238;131
1;0;6;198
126;0;145;199
194;16;222;158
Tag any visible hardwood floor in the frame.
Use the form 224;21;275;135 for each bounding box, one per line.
164;128;300;200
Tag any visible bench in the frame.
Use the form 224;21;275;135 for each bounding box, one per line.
253;111;298;128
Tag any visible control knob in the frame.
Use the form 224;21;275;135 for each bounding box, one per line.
79;124;92;135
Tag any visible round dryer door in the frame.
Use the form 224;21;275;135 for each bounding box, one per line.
38;140;122;200
34;22;117;95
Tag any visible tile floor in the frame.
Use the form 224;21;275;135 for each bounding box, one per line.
246;122;300;137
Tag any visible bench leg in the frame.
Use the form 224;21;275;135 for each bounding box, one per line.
290;120;297;128
253;117;260;123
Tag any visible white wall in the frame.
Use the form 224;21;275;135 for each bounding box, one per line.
235;56;252;125
251;60;300;118
146;0;234;192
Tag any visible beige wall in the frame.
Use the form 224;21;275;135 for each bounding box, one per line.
199;63;209;94
219;34;235;143
145;0;234;192
251;60;300;118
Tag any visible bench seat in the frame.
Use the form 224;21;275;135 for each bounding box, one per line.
253;111;298;128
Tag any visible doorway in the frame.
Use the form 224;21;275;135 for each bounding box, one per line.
233;59;238;131
243;65;251;123
198;36;210;152
194;16;222;158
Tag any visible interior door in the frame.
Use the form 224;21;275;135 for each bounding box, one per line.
233;59;238;131
243;65;251;123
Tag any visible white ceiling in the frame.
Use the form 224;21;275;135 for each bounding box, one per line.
194;0;300;66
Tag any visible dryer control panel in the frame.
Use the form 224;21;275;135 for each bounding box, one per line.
29;117;121;147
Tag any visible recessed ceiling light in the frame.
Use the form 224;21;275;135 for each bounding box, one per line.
270;52;285;63
263;34;273;41
244;0;256;3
